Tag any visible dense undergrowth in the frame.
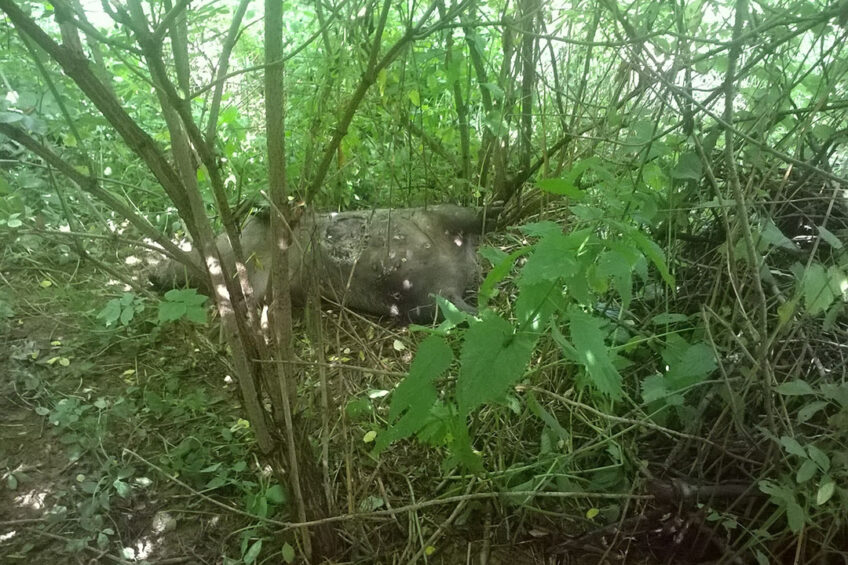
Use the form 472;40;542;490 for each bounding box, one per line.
2;0;848;562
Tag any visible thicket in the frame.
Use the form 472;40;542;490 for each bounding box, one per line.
1;0;847;562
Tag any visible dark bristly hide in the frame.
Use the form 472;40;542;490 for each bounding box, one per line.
149;205;498;323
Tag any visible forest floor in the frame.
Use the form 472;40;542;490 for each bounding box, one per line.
0;268;250;563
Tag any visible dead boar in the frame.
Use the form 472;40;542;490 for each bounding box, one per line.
149;204;498;323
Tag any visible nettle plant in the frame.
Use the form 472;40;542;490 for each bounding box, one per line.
374;164;685;470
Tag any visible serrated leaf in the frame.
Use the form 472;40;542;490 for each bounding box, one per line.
629;231;674;288
537;178;583;199
457;316;537;415
640;374;668;403
478;247;529;308
774;380;814;396
158;301;186;323
374;337;452;453
569;309;622;399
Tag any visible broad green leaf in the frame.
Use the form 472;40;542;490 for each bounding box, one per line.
596;249;634;311
119;305;135;326
816;478;835;505
158;301;186;323
779;436;806;458
514;281;562;327
478;247;529;308
774;380;814;396
817;226;843;249
786;500;805;533
537;178;584;199
265;484;286;505
0;111;24;124
801;263;836;315
518;232;578;287
760;220;798;251
98;299;122;327
664;340;717;386
281;542;296;563
374;336;452;453
569;309;622;399
806;445;830;471
649;313;690;325
550;322;578;361
518;221;563;238
797;401;828;423
671;152;702;181
457;315;537;415
628;230;674;288
408;89;420;107
796;459;817;484
243;539;262;564
640;374;668;404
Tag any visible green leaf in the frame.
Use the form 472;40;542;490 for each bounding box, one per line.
786;500;805;533
537;178;584;199
478;247;529;308
796;459;817;484
113;479;131;498
281;542;296;563
671;152;702;181
0;111;24;124
640;374;668;404
243;539;262;564
774;380;814;396
119;305;135;326
408;89;420;107
265;484;286;505
569;309;622;399
801;263;836;315
817;225;843;249
628;230;674;288
649;313;690;325
779;436;806;458
457;315;537;415
797;400;828;423
596;249;634;311
98;299;122;327
806;445;830;472
760;220;799;251
663;340;717;387
816;478;835;505
518;231;578;287
158;301;186;323
374;336;452;453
